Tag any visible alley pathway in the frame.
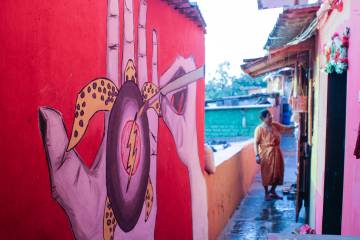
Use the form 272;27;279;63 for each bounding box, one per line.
219;135;304;239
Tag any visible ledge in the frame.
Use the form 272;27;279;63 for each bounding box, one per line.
213;139;254;166
205;104;272;111
206;141;260;240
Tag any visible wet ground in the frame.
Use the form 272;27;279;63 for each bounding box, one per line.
219;135;304;240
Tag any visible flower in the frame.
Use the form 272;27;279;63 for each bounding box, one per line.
296;224;316;235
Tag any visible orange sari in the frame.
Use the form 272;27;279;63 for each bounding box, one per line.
254;122;291;186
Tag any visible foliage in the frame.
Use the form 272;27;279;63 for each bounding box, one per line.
205;61;267;100
324;29;350;74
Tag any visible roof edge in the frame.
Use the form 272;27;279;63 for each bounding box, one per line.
164;0;207;33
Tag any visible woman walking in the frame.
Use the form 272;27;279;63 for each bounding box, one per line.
254;109;295;200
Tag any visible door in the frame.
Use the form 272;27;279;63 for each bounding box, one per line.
295;65;311;223
322;72;347;234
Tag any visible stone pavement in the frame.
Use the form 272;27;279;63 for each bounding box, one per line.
219;135;304;240
268;233;360;240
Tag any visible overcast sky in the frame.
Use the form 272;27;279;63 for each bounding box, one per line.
194;0;283;80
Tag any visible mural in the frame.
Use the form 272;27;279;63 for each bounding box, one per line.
38;0;208;239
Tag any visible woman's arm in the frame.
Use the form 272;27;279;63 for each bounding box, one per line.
254;142;259;156
273;122;295;134
254;127;261;164
254;143;261;164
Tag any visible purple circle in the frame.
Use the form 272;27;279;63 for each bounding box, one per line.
106;81;150;232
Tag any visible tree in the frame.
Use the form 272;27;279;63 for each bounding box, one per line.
205;61;267;100
205;61;232;99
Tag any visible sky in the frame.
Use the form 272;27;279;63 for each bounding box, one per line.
194;0;283;80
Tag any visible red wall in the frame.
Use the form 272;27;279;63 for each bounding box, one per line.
0;0;205;239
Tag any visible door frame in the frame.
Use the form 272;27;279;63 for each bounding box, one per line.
322;72;347;234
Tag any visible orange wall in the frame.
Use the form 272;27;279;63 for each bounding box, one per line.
206;142;259;240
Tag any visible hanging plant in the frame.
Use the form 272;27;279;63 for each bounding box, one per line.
330;0;343;12
324;27;350;74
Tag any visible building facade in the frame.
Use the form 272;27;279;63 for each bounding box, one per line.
242;0;360;235
0;0;208;239
311;0;360;235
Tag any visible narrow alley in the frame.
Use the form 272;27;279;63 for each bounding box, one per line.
219;135;304;239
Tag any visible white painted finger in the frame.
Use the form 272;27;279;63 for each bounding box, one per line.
159;56;196;87
38;107;98;202
160;95;186;149
159;66;204;96
122;0;135;84
39;107;71;171
107;0;120;87
184;81;198;117
152;30;158;86
138;0;148;87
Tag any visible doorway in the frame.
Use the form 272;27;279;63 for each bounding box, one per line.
322;72;347;234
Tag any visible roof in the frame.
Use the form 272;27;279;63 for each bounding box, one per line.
241;38;313;77
205;92;280;104
264;3;320;50
241;3;321;77
257;0;308;10
263;67;294;80
164;0;207;33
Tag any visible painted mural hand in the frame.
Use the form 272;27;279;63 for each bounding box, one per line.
39;0;207;239
160;57;199;166
160;56;209;240
39;0;160;239
38;107;107;240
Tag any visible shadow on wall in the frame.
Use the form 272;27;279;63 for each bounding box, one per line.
206;141;259;240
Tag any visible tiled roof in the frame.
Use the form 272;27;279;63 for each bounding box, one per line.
264;3;320;50
164;0;207;32
241;37;313;77
257;0;308;10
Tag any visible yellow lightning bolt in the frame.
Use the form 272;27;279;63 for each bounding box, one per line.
126;113;138;192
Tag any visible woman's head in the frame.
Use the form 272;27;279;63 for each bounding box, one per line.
260;109;272;125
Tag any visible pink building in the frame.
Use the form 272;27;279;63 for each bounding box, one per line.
242;0;360;236
311;0;360;235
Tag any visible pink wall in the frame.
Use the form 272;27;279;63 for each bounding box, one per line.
313;0;360;235
314;2;349;233
342;0;360;235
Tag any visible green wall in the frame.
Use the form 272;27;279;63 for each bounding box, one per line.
205;106;268;141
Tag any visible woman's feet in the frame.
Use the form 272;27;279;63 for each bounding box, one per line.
270;192;283;200
265;194;272;201
264;192;283;200
264;186;283;200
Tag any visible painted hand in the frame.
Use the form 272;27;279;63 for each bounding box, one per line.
39;0;159;239
39;0;206;239
39;107;107;239
160;56;209;240
160;56;199;165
